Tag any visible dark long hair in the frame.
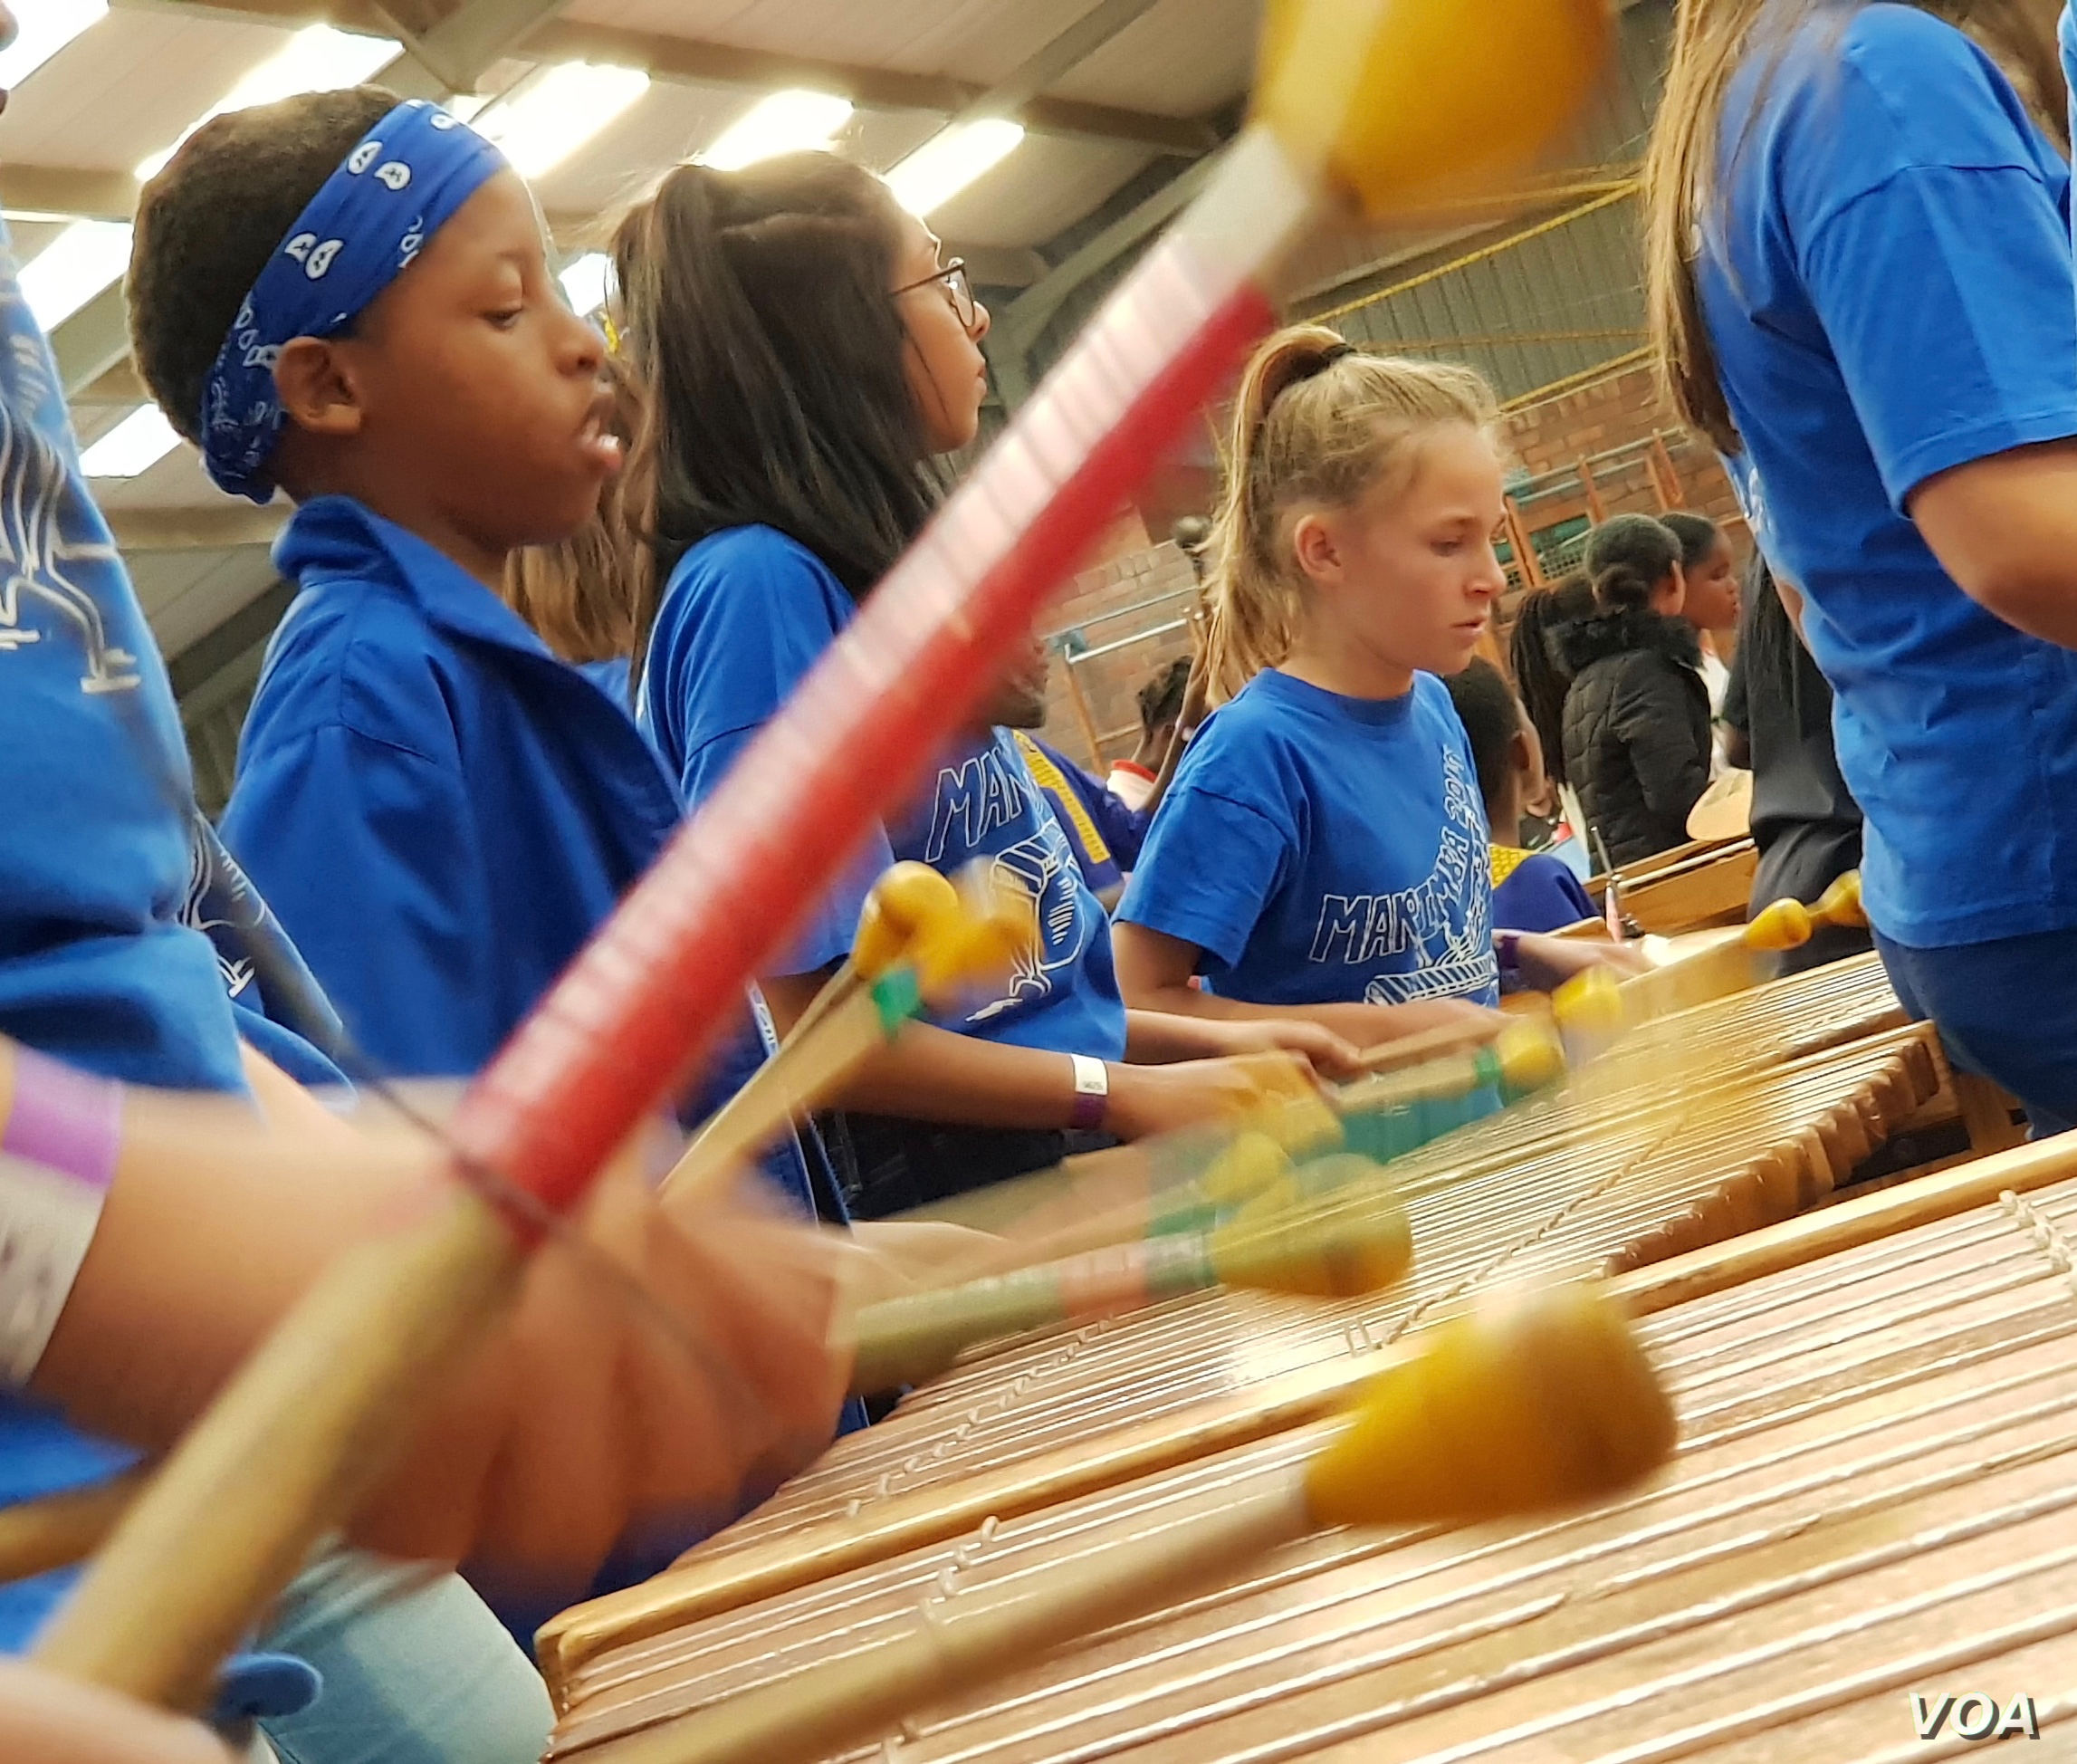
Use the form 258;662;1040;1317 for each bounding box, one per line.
1583;513;1681;615
1509;573;1594;788
609;153;941;669
1737;549;1835;744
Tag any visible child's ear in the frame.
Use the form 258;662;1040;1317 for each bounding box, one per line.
272;337;365;440
1290;510;1341;586
1510;727;1535;774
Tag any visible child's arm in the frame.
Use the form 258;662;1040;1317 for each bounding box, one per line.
1111;922;1499;1049
760;973;1318;1142
0;1658;233;1764
15;1045;847;1585
1119;1008;1363;1079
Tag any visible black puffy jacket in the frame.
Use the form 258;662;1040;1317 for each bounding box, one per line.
1559;609;1711;868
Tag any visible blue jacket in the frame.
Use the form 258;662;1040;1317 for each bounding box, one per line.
221;499;685;1079
220;497;862;1625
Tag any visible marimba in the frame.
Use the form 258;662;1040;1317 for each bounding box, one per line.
539;952;1988;1729
549;1148;2077;1760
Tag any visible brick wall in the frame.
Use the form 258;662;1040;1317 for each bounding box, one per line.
1499;362;1746;570
1039;527;1201;772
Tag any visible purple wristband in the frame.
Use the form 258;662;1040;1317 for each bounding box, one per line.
6;1047;123;1192
1495;931;1524;996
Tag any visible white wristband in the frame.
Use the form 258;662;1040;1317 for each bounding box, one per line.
1067;1053;1109;1131
0;1152;106;1386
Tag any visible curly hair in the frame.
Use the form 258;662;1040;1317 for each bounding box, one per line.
129;85;397;446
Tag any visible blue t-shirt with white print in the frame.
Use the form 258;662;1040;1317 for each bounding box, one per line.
1704;5;2077;947
1119;668;1498;1009
641;524;1127;1059
0;220;255;1650
895;726;1127;1056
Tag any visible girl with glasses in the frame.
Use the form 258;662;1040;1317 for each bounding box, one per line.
604;153;1357;1214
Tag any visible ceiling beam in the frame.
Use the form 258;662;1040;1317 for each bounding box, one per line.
373;0;570;93
104;503;288;551
168;576;292;700
117;0;1218;156
0;166;140;224
53;283;132;399
914;0;1169;141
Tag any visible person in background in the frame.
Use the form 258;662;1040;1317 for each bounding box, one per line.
1507;572;1597;877
993;644;1151;910
606;153;1341;1218
1114;327;1630;1039
1559;513;1713;867
1650;0;2077;1133
1722;555;1871;976
1660;509;1742;770
1444;660;1598;934
1105;656;1192;813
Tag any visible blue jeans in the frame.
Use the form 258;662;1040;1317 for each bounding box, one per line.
255;1550;551;1764
1874;928;2077;1139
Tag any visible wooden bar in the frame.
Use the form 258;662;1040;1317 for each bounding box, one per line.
537;957;1945;1696
546;1162;2077;1762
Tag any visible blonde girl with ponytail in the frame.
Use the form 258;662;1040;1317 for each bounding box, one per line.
1114;327;1632;1044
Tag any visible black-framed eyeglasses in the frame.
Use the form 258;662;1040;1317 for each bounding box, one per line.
891;258;977;332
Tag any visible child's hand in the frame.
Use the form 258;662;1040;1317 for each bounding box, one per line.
1189;1017;1366;1082
1106;1052;1319;1141
839;1219;1004;1307
1512;932;1649;992
349;1142;849;1594
1297;997;1505;1054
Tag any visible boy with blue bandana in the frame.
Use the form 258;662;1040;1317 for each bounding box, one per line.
127;86;863;1635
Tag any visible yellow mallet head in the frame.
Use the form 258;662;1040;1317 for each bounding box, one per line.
1303;1280;1676;1529
1255;0;1613;221
909;865;1038;1001
1553;964;1625;1050
1210;1179;1413;1299
1493;1015;1567;1095
852;863;961;980
1816;870;1867;930
1746;896;1814;953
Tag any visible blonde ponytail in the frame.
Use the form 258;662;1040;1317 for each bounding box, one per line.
1201;324;1499;704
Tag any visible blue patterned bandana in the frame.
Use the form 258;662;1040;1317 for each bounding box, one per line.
200;99;507;503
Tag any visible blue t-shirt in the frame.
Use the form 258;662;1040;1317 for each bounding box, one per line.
641;525;1129;1059
1118;669;1499;1008
222;498;692;1081
0;224;259;1648
1702;5;2077;947
1490;847;1597;935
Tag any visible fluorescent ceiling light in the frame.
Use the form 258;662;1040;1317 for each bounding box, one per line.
698;90;852;172
0;0;108;89
136;26;401;180
474;62;649;178
17;219;131;330
559;252;610;317
885;119;1025;217
80;406;181;480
